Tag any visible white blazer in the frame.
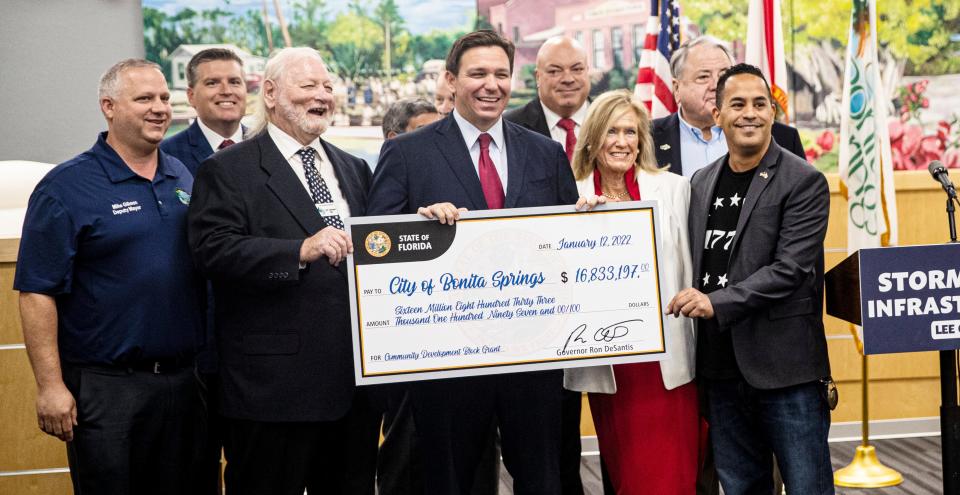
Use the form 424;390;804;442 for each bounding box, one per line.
564;169;696;392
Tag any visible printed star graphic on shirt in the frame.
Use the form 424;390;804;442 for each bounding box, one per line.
713;196;724;209
702;273;710;286
729;192;742;207
717;273;728;287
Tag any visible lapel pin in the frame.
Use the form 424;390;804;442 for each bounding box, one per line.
659;143;671;151
759;170;769;179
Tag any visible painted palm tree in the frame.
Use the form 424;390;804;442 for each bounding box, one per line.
373;0;404;78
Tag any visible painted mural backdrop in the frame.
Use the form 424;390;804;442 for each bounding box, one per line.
142;0;960;171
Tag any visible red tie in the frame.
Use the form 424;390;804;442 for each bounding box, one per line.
557;118;577;163
478;133;505;209
219;139;235;150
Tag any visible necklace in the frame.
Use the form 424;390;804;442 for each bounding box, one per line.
601;190;630;200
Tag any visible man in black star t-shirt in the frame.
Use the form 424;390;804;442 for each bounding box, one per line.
697;165;755;380
666;64;833;495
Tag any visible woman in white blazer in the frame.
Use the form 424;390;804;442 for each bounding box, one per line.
566;90;699;494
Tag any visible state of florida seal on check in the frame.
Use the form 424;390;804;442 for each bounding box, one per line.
347;202;670;385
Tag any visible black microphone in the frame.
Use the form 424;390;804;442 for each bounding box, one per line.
929;160;957;198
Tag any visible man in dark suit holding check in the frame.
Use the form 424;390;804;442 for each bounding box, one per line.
667;64;833;495
504;35;592;495
187;47;377;495
368;30;579;494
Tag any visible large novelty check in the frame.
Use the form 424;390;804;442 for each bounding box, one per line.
347;202;670;384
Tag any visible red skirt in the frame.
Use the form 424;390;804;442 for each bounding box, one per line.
589;362;700;495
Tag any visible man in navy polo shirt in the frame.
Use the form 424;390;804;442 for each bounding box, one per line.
15;59;205;495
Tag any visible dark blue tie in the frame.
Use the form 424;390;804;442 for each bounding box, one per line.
296;147;344;230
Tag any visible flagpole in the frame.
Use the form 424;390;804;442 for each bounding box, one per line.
834;353;903;487
788;0;796;122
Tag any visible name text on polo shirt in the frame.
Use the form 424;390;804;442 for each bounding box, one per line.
111;201;142;215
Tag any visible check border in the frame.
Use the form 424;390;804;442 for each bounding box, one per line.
347;201;667;384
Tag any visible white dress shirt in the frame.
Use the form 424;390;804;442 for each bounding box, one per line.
542;101;589;145
267;123;352;219
452;110;509;193
196;118;244;152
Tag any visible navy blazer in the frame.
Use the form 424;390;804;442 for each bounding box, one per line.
652;112;806;176
161;120;215;177
187;131;371;422
368;114;579;215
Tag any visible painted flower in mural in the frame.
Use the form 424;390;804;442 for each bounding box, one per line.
886;79;960;171
945;148;960;169
897;80;930;123
888;118;960;170
816;129;835;153
805;129;836;164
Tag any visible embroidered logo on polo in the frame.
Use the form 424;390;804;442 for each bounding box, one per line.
111;200;142;215
175;188;191;205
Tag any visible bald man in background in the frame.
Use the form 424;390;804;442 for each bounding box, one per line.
505;35;591;495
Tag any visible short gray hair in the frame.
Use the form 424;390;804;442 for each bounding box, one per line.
382;98;438;138
669;36;734;79
98;59;162;100
248;47;326;136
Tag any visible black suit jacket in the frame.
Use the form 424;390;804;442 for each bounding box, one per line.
367;114;578;214
689;141;830;389
187;131;372;422
653;112;806;176
503;98;551;137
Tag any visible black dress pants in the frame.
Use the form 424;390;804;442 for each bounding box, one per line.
410;370;563;495
62;363;205;495
222;390;381;495
197;370;224;495
559;388;585;495
377;386;501;495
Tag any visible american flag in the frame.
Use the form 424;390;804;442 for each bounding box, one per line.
634;0;680;118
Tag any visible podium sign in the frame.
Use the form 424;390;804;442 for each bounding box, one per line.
829;243;960;354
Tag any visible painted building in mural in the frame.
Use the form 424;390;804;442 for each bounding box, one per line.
168;44;265;90
484;0;648;77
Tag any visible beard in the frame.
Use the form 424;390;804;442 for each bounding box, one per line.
277;94;329;138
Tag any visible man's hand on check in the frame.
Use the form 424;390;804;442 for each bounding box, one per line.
575;195;607;211
418;203;468;225
666;288;715;319
300;226;353;266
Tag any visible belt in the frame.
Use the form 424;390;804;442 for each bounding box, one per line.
124;357;193;374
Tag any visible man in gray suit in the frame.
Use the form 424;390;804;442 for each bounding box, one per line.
667;64;833;495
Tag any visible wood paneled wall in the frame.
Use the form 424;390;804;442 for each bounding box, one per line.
823;170;959;423
1;171;958;485
0;253;73;491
